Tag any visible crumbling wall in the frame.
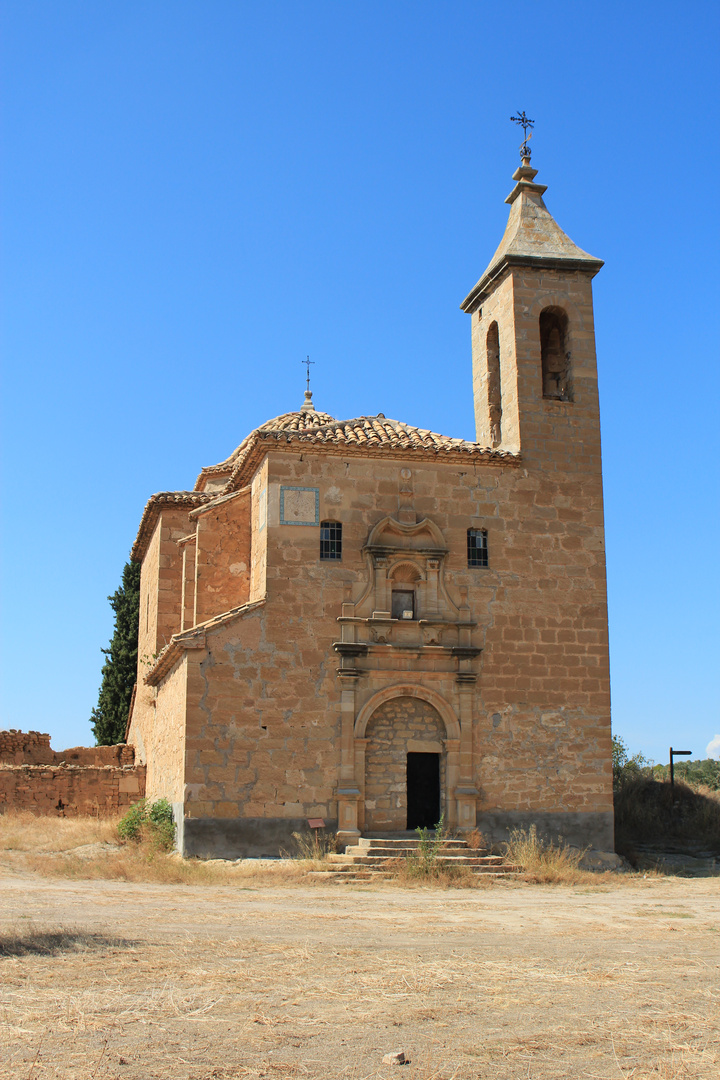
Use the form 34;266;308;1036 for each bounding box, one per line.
0;763;146;817
0;730;134;767
0;730;145;817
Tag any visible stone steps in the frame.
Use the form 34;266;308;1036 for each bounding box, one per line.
306;836;519;881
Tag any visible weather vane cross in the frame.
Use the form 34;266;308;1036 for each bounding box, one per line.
510;110;534;160
302;355;315;393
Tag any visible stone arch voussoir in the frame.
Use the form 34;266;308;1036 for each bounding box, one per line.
354;685;461;742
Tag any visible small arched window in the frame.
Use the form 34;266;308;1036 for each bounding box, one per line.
467;528;488;568
540;307;571;401
486;322;502;447
320;521;342;560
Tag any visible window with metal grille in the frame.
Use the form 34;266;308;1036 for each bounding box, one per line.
320;521;342;560
467;528;488;567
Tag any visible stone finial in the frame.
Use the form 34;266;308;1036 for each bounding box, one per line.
300;389;316;413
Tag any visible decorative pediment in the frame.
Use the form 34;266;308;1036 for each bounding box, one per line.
364;515;447;555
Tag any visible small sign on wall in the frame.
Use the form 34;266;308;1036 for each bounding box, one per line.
280;486;320;526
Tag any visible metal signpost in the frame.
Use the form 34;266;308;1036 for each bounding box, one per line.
669;747;692;789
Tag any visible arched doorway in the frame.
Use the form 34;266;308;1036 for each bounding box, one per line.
363;696;446;832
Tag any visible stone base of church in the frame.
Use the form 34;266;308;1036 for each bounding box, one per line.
476;810;614;852
173;808;339;859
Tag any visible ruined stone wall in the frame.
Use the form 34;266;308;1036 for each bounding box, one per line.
0;730;145;818
0;764;145;817
363;698;445;831
0;730;135;767
0;730;52;764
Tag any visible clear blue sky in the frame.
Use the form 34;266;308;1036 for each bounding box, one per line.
1;1;718;764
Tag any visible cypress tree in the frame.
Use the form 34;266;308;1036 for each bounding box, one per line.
91;559;141;745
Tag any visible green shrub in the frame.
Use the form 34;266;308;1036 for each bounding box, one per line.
612;735;653;787
117;799;176;852
405;814;449;880
117;800;148;842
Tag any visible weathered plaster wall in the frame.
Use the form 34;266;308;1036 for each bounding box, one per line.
250;461;269;604
131;507;193;765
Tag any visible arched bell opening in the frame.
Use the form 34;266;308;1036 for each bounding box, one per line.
540;306;572;401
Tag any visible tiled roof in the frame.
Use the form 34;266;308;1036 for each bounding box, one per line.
198;409;337;479
130;490;215;562
200;411;517;494
133;409;519;560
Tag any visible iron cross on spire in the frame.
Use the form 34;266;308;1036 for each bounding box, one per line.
302;355;315;392
510;111;535;161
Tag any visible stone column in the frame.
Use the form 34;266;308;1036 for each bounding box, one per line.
454;676;479;832
425;557;440;616
443;737;460;828
354;738;369;831
336;676;361;846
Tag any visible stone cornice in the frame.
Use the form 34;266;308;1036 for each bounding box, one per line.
221;430;519;494
461;253;604;312
131;491;216;563
144;598;267;686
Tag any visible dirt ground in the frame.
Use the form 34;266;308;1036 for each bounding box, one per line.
1;869;718;1080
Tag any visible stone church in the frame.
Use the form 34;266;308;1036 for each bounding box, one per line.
127;152;613;857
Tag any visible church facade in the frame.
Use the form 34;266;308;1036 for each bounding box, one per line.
127;155;614;857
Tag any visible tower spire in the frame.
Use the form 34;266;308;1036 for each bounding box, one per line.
460;128;602;315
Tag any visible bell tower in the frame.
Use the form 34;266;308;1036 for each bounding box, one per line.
461;149;603;461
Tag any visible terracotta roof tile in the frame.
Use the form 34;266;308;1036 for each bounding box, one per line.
130;491;215;562
133;409;520;560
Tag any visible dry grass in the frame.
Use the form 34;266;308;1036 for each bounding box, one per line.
0;810;310;886
0;809;118;851
12;845;312;886
1;881;717;1080
0;925;134;957
503;824;608;885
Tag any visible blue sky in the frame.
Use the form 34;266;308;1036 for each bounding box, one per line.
1;1;718;764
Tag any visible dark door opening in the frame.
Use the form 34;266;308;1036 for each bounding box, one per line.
406;752;440;830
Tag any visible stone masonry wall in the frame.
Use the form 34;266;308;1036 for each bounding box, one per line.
364;698;445;831
145;656;187;804
194;490;251;625
164;445;612;842
0;730;145;817
0;764;145;817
